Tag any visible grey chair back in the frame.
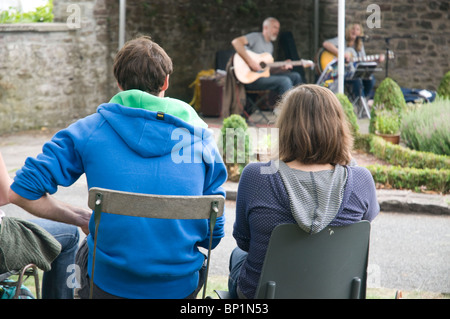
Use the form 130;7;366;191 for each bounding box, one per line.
87;187;225;299
255;221;371;299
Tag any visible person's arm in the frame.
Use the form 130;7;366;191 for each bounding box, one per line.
270;60;293;74
322;40;339;56
359;168;380;222
9;189;91;234
8;123;94;234
231;35;262;72
0;153;11;206
323;39;352;62
232;164;259;252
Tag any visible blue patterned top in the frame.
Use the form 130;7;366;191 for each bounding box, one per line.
233;161;380;298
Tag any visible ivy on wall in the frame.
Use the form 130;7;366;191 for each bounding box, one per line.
0;0;53;23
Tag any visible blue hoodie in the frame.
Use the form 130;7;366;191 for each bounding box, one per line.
11;90;228;298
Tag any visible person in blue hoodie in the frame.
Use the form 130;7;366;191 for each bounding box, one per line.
8;36;228;299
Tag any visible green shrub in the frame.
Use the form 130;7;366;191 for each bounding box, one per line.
336;93;359;134
0;1;53;23
353;132;371;152
354;133;450;193
437;71;450;99
370;78;406;133
353;82;450;194
366;164;450;194
400;99;450;156
369;135;450;170
221;114;250;181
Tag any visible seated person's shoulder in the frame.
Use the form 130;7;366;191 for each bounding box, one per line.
241;161;277;178
347;165;375;184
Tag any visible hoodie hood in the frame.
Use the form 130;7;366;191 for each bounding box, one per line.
109;90;207;129
97;90;211;158
278;161;348;234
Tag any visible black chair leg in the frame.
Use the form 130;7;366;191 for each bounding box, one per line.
246;92;271;124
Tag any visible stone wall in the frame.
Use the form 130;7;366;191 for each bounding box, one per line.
111;0;449;100
0;0;111;134
104;0;316;101
0;0;448;134
319;0;450;91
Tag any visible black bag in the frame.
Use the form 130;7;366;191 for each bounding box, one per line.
401;87;436;103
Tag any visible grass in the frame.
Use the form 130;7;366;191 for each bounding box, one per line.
4;270;42;298
200;275;450;300
12;272;449;299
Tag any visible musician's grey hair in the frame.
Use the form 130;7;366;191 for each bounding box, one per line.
263;17;279;28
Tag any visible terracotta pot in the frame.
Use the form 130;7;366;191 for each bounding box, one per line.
375;131;400;144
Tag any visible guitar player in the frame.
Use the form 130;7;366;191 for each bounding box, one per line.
231;17;303;98
322;23;385;100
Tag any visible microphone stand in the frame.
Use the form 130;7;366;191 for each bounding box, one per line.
384;37;392;78
384;35;415;78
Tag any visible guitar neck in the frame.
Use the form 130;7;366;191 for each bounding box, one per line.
352;54;381;63
266;60;306;68
352;50;395;63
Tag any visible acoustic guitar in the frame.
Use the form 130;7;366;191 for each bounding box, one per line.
315;48;394;74
233;50;314;84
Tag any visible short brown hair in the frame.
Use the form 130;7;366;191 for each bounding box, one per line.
275;84;353;165
113;36;173;95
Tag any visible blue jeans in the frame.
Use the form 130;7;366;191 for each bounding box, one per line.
346;76;376;99
228;247;248;299
245;71;302;95
31;219;80;299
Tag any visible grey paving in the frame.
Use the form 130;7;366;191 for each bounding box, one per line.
1;122;449;294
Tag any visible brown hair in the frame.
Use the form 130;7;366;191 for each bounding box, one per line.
113;36;173;95
275;84;353;165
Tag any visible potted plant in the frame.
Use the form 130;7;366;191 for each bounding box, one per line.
374;107;401;144
369;77;406;134
256;133;272;162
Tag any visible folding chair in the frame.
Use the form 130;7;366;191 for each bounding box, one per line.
216;221;371;299
220;49;274;124
0;264;40;299
244;90;272;124
87;187;225;299
316;58;339;93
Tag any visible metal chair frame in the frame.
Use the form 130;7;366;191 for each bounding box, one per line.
87;187;225;299
0;264;40;299
216;221;371;299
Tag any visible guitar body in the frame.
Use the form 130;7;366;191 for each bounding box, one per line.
233;51;273;84
233;50;314;84
315;48;337;74
316;47;357;74
315;48;394;75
